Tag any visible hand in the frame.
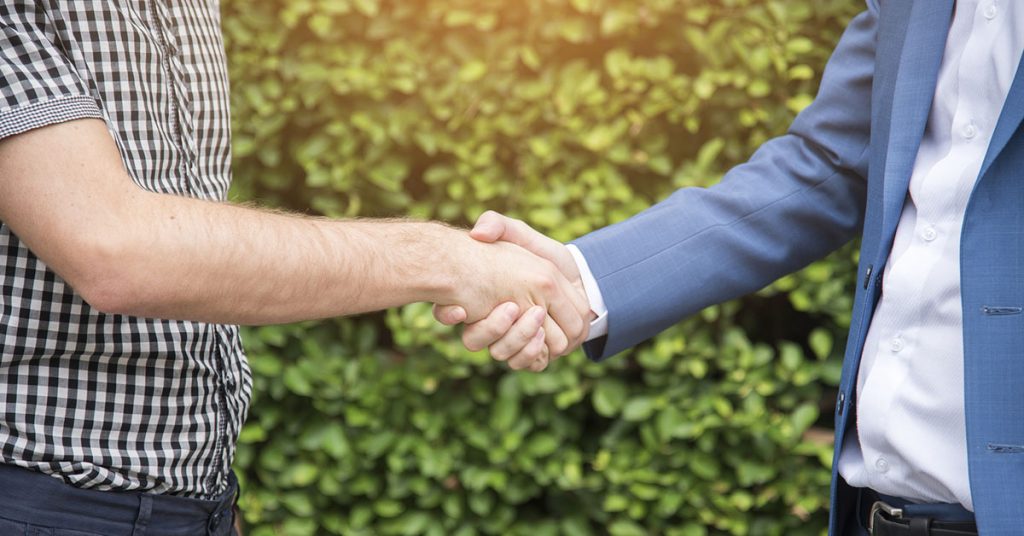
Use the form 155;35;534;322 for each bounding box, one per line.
460;302;553;372
435;211;593;366
436;226;590;370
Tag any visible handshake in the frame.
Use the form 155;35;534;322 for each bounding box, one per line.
429;210;596;372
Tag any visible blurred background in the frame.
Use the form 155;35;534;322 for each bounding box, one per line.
223;0;863;534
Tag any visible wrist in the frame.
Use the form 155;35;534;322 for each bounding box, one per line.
566;243;602;322
416;222;471;304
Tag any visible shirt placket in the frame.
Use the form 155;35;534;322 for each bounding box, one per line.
149;1;232;493
150;0;201;197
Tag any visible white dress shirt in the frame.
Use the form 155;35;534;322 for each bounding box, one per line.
572;0;1024;511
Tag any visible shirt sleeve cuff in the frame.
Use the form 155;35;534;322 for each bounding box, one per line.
0;95;103;141
566;243;609;341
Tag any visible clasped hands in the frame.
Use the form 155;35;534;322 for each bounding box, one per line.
433;211;594;372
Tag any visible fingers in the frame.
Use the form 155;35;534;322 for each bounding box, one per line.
527;344;550;372
432;304;467;325
542;273;590;355
541;314;570;357
457;301;554;372
462;302;519;352
460;304;552;372
488;306;546;362
564;284;592;350
508;328;549;371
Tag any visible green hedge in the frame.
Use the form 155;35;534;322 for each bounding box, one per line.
222;0;863;534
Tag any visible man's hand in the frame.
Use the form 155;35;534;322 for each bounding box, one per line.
437;229;591;371
434;211;593;367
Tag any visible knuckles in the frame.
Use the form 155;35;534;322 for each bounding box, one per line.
534;273;559;295
508;359;528;370
547;338;569;357
462;332;485;352
489;344;512;362
482;320;509;341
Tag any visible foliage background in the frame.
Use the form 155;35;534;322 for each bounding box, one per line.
222;0;864;534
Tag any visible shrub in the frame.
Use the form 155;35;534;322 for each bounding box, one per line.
223;0;863;534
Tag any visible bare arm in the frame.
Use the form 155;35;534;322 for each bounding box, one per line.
0;119;589;340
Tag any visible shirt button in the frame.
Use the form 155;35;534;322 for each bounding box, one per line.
962;122;978;140
984;3;999;20
921;226;937;241
890;337;904;353
875;457;890;474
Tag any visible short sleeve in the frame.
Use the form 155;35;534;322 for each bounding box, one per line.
0;5;103;140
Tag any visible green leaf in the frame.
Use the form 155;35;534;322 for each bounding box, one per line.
609;520;648;536
622;396;657;421
792;402;820;433
593;378;628;417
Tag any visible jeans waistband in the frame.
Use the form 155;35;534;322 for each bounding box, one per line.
0;463;237;536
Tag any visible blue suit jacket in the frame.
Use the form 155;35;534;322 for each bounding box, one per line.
573;1;1024;533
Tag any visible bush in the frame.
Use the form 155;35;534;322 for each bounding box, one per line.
222;0;863;534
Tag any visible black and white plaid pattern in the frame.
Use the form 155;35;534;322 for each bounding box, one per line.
0;1;252;498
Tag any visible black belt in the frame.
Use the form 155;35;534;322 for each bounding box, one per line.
859;489;977;536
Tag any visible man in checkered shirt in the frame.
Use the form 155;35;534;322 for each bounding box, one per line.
0;2;590;534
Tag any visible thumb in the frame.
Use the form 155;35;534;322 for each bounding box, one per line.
433;304;468;325
469;210;508;243
472;211;575;276
471;211;549;256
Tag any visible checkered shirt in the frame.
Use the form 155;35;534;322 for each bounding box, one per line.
0;1;252;498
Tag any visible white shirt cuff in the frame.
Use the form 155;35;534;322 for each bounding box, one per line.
566;244;609;341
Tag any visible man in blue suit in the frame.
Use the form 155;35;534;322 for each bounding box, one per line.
436;1;1024;534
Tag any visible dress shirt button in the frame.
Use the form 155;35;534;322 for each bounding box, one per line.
921;226;937;242
889;337;904;353
962;122;978;140
875;457;890;474
984;3;999;20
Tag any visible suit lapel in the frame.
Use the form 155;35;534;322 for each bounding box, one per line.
879;0;955;247
978;52;1024;179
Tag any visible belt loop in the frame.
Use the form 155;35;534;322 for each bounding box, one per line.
131;494;153;536
207;474;237;536
207;506;227;536
909;517;931;536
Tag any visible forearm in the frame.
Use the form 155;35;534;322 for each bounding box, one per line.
1;119;588;332
574;142;866;359
92;191;461;324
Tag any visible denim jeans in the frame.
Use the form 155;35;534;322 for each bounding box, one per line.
0;463;239;536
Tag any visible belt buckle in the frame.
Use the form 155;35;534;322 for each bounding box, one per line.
868;500;903;534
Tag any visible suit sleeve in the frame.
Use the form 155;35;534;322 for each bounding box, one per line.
572;2;879;361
